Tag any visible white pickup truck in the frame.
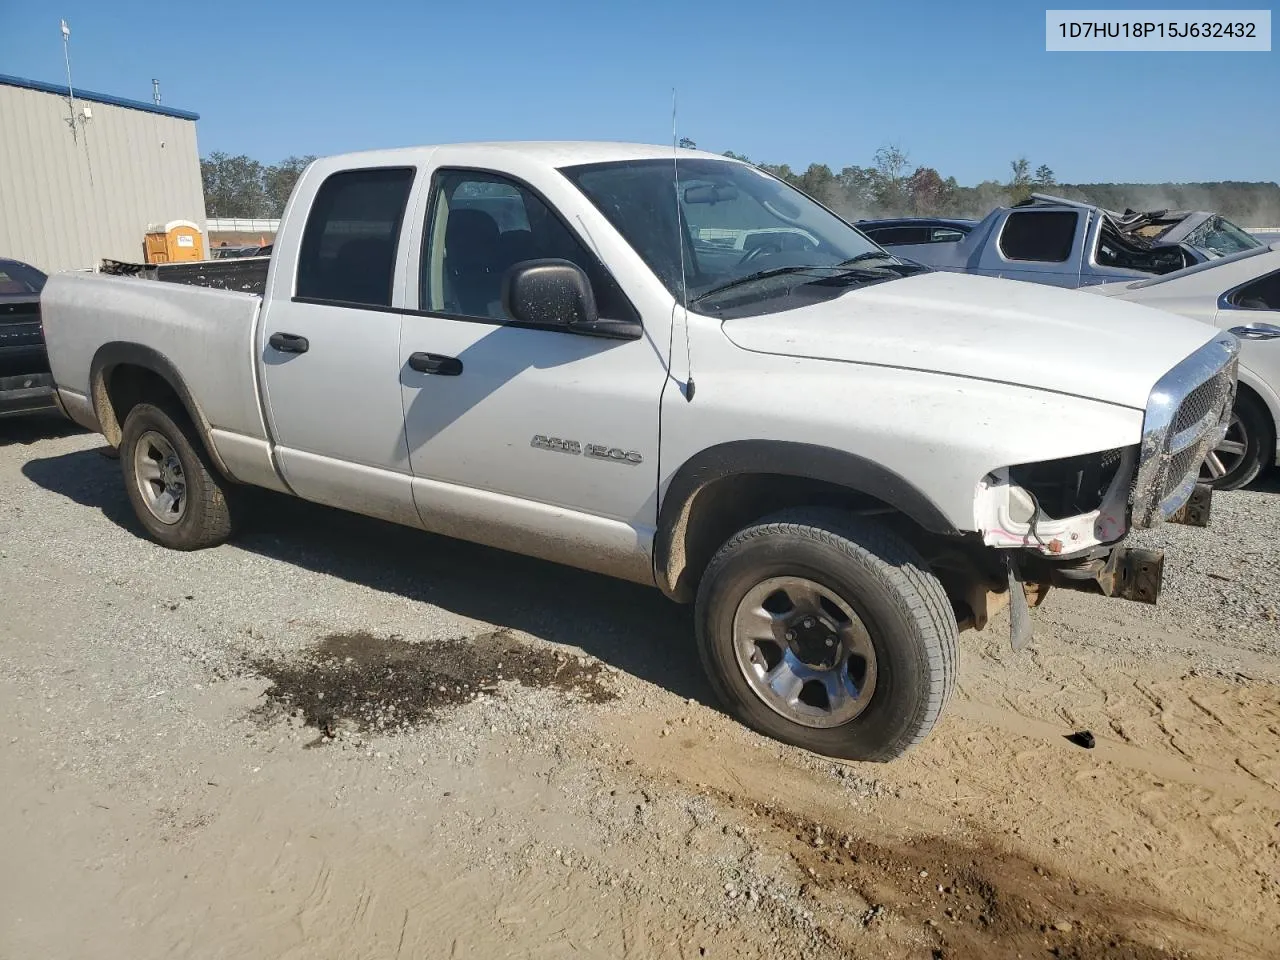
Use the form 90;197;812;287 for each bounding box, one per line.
41;142;1238;761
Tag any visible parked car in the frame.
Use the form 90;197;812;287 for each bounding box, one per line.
1087;242;1280;488
40;143;1236;761
0;257;55;418
859;195;1262;288
212;245;263;260
856;217;976;247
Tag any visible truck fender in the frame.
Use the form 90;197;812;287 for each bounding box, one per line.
654;440;959;601
88;341;234;480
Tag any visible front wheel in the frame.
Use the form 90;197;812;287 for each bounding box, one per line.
1201;393;1273;490
694;510;958;762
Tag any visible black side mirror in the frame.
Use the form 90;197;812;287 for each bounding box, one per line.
502;259;598;328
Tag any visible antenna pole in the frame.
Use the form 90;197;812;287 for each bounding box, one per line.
152;78;161;105
672;89;695;401
61;19;78;142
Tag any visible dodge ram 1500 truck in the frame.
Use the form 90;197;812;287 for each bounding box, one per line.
40;143;1238;761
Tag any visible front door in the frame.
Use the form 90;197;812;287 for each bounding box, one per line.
258;165;422;527
398;168;667;582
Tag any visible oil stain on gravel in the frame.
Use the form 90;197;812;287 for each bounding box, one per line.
249;629;616;734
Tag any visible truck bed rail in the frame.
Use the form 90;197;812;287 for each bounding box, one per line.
99;257;268;296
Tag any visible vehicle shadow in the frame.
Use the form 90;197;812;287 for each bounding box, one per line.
0;413;84;446
1246;469;1280;494
21;446;715;706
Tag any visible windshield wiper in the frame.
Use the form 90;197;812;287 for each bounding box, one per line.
689;265;864;305
837;250;898;266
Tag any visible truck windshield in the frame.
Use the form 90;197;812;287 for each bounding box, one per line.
561;158;900;312
1183;215;1262;259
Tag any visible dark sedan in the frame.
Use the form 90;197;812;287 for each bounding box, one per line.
0;258;55;418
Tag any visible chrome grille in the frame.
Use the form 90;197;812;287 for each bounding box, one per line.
1131;334;1239;529
1172;370;1233;435
1162;446;1202;500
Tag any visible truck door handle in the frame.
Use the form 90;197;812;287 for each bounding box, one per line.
408;352;463;376
268;332;310;354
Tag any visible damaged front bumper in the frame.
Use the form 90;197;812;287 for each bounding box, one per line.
1004;482;1212;648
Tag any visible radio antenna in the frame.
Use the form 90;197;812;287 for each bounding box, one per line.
671;88;695;401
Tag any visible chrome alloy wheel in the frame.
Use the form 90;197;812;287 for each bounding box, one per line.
732;576;878;729
132;430;187;525
1200;412;1247;482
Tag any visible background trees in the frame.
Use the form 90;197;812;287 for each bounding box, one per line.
201;146;1280;226
201;153;317;217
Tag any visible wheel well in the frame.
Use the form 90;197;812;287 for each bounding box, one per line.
95;363;184;447
1236;380;1275;438
660;473;928;602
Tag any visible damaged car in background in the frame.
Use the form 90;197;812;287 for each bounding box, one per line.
1087;241;1280;489
858;195;1262;288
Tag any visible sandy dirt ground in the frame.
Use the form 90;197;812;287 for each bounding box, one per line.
2;420;1277;959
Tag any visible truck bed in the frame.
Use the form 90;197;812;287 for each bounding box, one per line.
99;256;270;296
41;271;269;447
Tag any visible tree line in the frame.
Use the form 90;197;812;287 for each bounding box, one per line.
201;152;316;219
201;147;1280;226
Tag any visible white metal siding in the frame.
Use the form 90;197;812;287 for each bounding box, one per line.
0;84;206;274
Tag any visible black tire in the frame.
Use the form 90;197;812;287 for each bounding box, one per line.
119;401;238;550
1202;393;1273;491
694;510;958;762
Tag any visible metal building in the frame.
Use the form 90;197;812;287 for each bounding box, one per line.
0;74;207;274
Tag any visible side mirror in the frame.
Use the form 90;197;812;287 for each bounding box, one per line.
502;259;598;328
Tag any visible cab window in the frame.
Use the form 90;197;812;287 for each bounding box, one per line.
420;170;635;323
296;167;415;307
998;211;1077;263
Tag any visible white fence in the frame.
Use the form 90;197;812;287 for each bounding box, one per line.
207;218;280;233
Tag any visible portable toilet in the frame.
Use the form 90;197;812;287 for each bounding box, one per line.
144;220;205;264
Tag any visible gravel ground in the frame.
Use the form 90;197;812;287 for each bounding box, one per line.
2;416;1277;960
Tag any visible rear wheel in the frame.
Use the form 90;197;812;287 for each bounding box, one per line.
120;401;238;550
1201;394;1273;490
694;510;958;762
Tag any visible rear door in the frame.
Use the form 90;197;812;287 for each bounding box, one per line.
975;209;1084;286
257;165;423;527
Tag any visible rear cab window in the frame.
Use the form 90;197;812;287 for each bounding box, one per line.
998;211;1078;263
295;167;416;307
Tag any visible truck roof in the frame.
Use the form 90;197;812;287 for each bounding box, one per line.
322;141;733;168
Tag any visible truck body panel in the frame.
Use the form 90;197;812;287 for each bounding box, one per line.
42;273;268;451
717;269;1213;410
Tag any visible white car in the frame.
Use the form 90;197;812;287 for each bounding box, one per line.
1089;242;1280;488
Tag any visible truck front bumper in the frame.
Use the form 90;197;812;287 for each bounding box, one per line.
0;372;56;419
1032;482;1212;608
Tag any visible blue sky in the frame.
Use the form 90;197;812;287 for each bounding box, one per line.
1;0;1275;184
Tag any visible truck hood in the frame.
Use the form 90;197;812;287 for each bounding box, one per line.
718;271;1216;409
